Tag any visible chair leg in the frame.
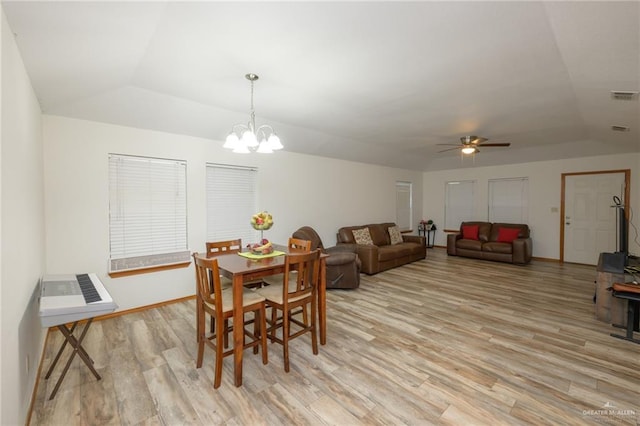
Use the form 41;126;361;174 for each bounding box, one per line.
253;309;260;355
196;302;206;368
196;338;205;368
283;309;290;373
260;307;268;365
213;318;224;389
270;306;278;341
223;319;229;348
310;299;318;355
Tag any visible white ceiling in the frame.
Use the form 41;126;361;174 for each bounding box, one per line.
3;1;639;171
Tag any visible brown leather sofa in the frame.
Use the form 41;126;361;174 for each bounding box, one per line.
292;226;361;289
447;221;532;265
336;222;426;275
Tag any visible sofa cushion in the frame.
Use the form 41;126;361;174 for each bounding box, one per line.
352;228;374;245
461;224;479;240
368;223;392;246
459;222;492;242
482;241;513;254
496;227;521;243
489;223;529;242
456;239;483;251
388;225;403;245
378;244;411;261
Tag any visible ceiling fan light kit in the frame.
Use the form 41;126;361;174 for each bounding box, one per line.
461;146;477;155
223;73;283;154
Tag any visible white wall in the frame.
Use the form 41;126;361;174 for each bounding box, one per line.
423;154;640;260
1;10;46;426
43;115;423;312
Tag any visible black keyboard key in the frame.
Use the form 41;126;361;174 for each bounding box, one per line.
76;274;102;303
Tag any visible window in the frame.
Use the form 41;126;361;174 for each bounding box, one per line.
108;154;189;274
488;177;529;223
395;181;413;231
445;180;475;230
206;164;258;245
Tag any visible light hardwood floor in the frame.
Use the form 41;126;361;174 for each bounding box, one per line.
29;248;640;425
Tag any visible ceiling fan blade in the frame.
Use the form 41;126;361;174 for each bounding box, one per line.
477;143;511;147
437;147;462;153
436;143;462;146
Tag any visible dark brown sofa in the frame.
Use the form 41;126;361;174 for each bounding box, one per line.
447;221;532;265
337;222;426;274
292;226;361;289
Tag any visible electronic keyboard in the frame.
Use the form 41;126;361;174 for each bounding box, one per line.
39;273;117;327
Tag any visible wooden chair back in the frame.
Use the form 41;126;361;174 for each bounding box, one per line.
288;237;311;253
283;249;321;305
206;239;242;257
193;254;222;311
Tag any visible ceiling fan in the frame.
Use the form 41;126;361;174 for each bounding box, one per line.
437;136;511;154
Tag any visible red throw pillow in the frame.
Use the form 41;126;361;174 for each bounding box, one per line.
497;227;521;243
461;225;479;240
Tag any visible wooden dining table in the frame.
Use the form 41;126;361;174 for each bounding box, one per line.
195;247;328;387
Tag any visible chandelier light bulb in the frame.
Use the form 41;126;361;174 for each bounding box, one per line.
268;134;283;150
256;140;274;153
241;130;257;147
223;133;239;149
232;143;251;154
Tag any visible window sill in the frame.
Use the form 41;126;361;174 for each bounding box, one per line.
108;261;191;278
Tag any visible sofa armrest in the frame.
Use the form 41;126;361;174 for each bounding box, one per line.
344;244;378;275
447;233;461;255
512;238;532;264
326;244;357;255
325;251;359;267
402;234;425;246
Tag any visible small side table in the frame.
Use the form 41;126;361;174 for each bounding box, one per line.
610;282;640;345
418;226;435;248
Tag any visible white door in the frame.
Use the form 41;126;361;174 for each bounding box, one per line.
564;173;625;265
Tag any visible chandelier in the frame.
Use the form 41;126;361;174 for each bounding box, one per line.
223;73;283;154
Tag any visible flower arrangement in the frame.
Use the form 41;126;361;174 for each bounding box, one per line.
420;219;436;230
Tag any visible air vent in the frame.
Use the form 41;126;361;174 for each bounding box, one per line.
611;125;630;132
611;91;638;100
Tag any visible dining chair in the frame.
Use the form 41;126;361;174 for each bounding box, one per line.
206;239;242;288
256;249;321;372
193;253;268;388
205;239;265;345
207;239;265;288
262;237;311;287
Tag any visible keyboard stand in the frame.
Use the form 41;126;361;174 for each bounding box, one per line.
44;318;101;400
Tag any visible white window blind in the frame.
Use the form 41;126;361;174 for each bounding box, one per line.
395;181;413;231
108;154;189;273
445;180;475;230
488;177;529;224
206;164;258;245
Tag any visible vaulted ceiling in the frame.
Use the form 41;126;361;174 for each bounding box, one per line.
3;1;639;171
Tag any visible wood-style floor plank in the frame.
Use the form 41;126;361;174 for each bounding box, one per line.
29;249;640;425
